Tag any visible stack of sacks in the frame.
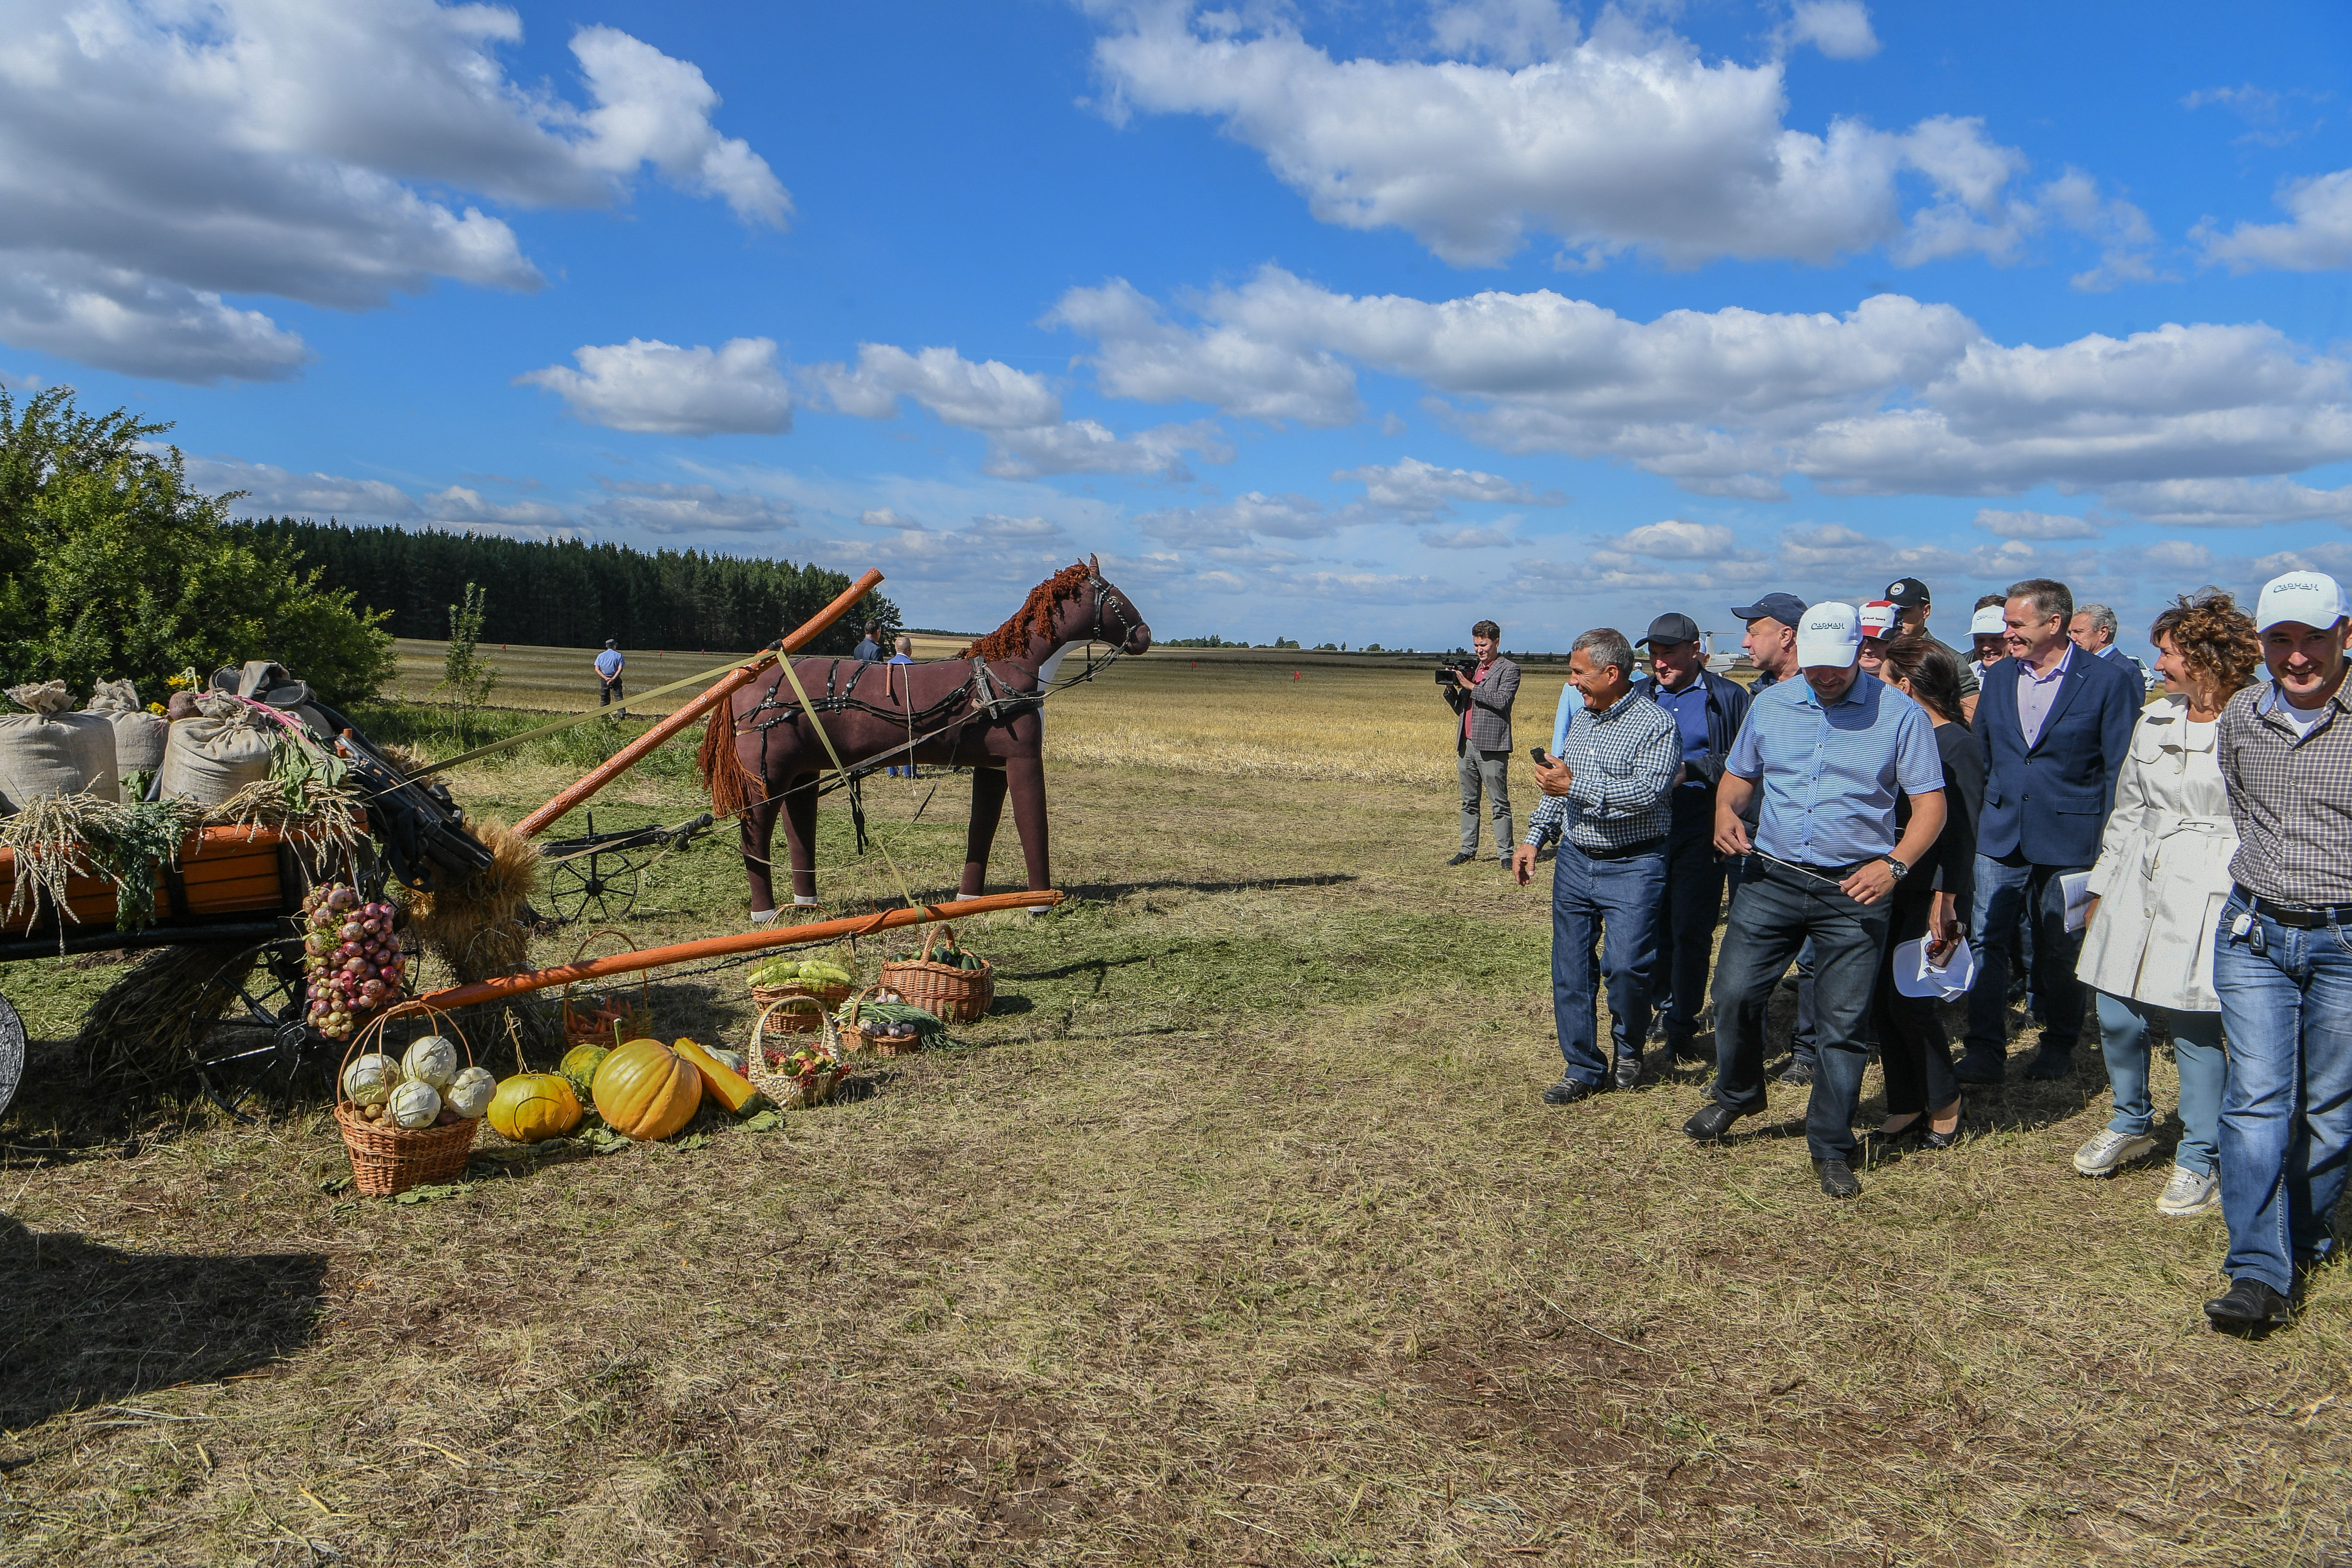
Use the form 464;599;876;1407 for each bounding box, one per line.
0;681;120;813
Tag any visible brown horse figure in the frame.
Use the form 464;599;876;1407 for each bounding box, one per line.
698;557;1152;916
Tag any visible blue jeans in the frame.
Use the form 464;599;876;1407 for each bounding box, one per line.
1550;841;1666;1087
1964;854;2090;1063
2095;991;2224;1176
2213;891;2352;1294
1709;863;1892;1162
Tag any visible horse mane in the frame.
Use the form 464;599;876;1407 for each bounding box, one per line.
958;562;1092;662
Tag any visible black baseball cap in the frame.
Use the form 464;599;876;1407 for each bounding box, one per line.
1637;612;1703;647
1884;577;1931;608
1730;592;1806;629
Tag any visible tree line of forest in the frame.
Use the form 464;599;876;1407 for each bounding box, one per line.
232;519;897;658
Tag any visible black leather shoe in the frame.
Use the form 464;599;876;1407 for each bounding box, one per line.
1865;1115;1926;1152
1541;1075;1599;1106
2205;1277;2290;1330
1778;1059;1816;1087
1952;1051;2005;1086
1613;1055;1644;1091
1446;851;1475;866
2023;1050;2074;1081
1665;1032;1708;1064
1813;1158;1862;1199
1683;1102;1743;1141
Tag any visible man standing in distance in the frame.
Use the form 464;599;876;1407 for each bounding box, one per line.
594;639;625;712
2202;572;2352;1331
1631;612;1752;1064
1685;603;1948;1198
2072;604;2150;689
1730;591;1821;1083
1514;629;1679;1099
854;623;884;663
1885;577;1983;722
1956;579;2141;1083
1448;620;1521;866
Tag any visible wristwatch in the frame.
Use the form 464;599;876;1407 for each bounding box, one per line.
1885;856;1910;881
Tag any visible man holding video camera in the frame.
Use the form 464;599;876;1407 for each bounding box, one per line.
1446;620;1520;866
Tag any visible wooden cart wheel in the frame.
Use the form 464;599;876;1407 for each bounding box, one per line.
547;849;640;924
0;993;24;1124
190;938;328;1122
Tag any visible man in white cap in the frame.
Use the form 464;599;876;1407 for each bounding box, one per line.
1968;600;2010;683
2203;569;2352;1331
1685;602;1948;1199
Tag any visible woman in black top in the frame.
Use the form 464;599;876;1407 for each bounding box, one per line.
1868;636;1987;1149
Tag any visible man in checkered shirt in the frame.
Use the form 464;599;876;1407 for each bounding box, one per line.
1512;628;1680;1102
2203;570;2352;1332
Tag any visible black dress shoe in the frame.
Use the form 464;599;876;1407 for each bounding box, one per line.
2023;1050;2074;1081
1952;1051;2005;1086
1813;1158;1862;1199
1541;1075;1599;1105
1665;1033;1708;1064
1865;1115;1926;1152
2205;1277;2291;1330
1918;1120;1962;1150
1683;1102;1743;1141
1613;1055;1644;1091
1446;851;1475;866
1778;1059;1816;1087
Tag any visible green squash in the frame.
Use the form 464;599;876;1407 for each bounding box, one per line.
560;1041;610;1097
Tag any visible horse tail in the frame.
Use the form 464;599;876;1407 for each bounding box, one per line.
698;706;763;819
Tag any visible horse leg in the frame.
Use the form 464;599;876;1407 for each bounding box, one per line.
782;777;822;904
740;798;781;917
961;765;1007;897
1005;753;1052;892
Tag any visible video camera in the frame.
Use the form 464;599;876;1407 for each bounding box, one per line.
1434;661;1477;685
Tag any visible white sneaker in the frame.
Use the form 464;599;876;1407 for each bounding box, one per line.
2073;1128;2157;1177
2156;1165;2221;1217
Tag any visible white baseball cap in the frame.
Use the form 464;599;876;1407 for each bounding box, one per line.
1858;599;1898;638
1796;601;1862;668
1969;604;2007;636
2256;570;2349;632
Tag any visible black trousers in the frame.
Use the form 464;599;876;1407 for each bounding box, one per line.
599;677;624;707
1871;890;1968;1117
1650;787;1725;1040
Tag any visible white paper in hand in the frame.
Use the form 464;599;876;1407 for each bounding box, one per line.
2061;871;2094;933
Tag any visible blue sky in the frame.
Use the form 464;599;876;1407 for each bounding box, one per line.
4;0;2350;651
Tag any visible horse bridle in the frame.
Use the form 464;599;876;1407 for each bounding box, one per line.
1086;567;1142;652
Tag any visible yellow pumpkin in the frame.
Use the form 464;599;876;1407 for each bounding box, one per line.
487;1072;583;1143
592;1037;702;1141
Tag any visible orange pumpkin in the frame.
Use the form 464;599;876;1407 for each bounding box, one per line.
592;1037;703;1141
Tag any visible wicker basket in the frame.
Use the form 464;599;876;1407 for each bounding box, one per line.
877;924;993;1024
744;999;850;1108
561;928;654;1047
838;987;923;1057
747;943;855;1032
333;1007;482;1197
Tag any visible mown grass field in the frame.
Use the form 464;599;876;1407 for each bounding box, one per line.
1;650;2346;1566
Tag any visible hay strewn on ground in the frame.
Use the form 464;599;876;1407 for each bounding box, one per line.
1;661;2346;1565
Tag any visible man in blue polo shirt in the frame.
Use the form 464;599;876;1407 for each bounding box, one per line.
1685;602;1949;1199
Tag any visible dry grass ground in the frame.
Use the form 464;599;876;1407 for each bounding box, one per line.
2;654;2347;1566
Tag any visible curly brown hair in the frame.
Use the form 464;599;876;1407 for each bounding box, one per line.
959;562;1094;662
2148;588;2262;696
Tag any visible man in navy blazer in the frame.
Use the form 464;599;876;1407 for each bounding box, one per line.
1956;578;2142;1083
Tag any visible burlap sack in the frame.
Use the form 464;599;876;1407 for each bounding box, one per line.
157;693;274;807
0;681;120;812
83;678;170;776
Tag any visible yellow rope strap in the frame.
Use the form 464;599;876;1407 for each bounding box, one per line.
773;656;920;911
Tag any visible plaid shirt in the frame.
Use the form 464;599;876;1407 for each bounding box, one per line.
1524;688;1679;854
2220;678;2352;904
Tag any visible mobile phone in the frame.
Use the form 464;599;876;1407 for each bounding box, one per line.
1528;747;1550;766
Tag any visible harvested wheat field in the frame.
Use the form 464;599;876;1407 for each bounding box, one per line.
2;653;2346;1566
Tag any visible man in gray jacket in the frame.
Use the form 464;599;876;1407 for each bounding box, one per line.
1448;619;1520;865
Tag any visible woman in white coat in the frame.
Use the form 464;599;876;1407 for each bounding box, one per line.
2073;591;2263;1215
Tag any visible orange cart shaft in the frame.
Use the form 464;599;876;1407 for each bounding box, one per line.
395;890;1061;1015
514;567;885;838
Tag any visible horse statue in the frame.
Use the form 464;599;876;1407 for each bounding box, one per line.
697;556;1152;917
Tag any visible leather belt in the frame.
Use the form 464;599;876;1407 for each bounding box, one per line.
1570;836;1666;861
2238;885;2352;929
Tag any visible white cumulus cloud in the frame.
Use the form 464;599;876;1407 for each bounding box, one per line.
586;479;794;534
2102;476;2352;528
1786;1;1880;60
1617;519;1744;558
0;0;785;380
1972;508;2103;540
2196;169;2352;273
1088;4;2026;268
1334;456;1563;511
519;338;794;436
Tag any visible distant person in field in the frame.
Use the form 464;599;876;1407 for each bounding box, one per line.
1883;576;1983;722
2071;602;2151;690
855;622;883;663
1446;619;1520;866
887;634;919;779
595;639;625;713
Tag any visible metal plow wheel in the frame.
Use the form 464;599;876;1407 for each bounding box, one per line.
189;939;328;1122
546;851;641;925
